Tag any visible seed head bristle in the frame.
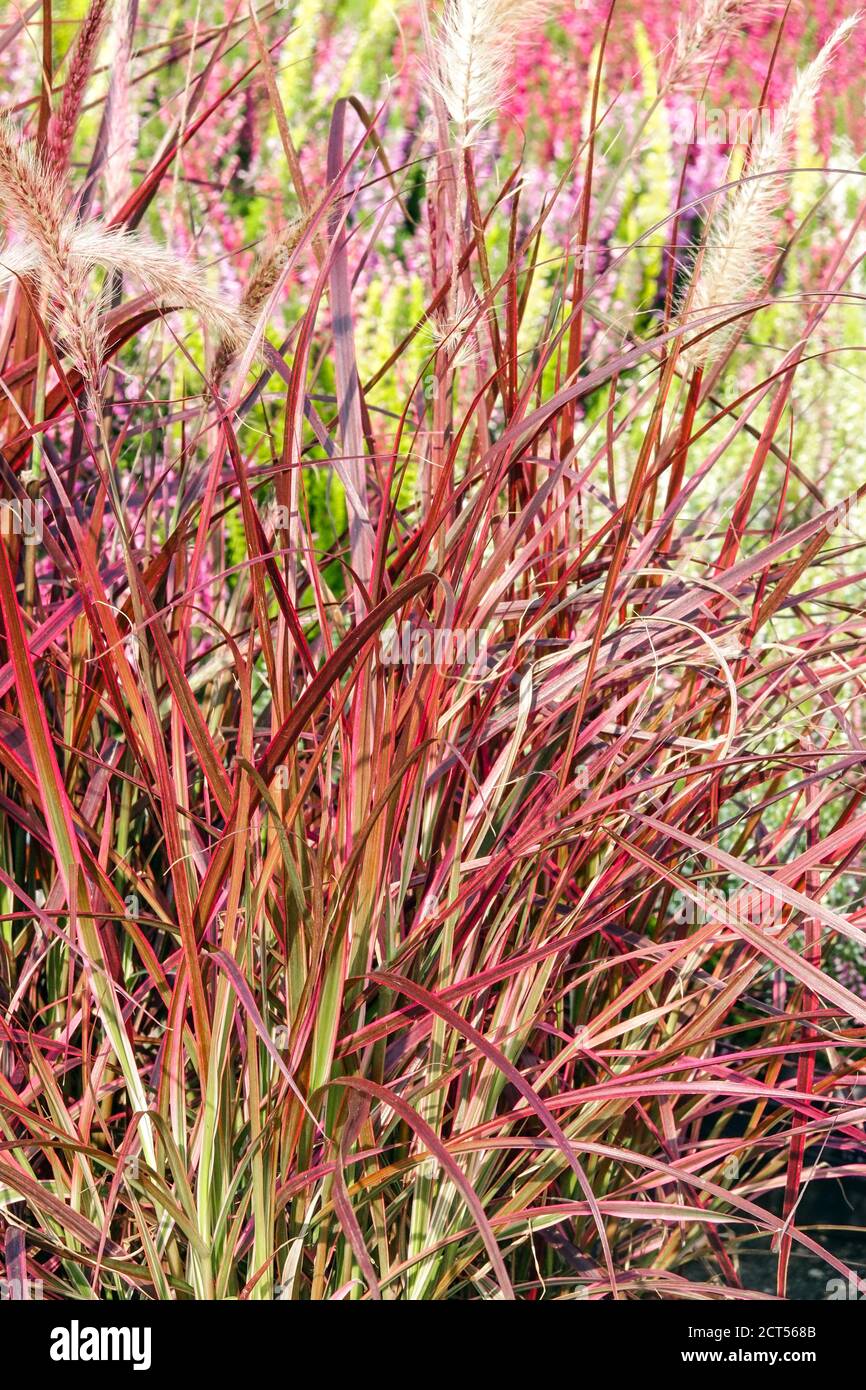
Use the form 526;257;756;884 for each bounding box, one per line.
0;114;103;382
424;290;486;369
71;224;247;346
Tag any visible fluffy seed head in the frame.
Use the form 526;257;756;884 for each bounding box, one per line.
0;115;102;382
0;115;246;388
666;0;780;89
430;0;550;142
70;224;247;347
680;14;860;369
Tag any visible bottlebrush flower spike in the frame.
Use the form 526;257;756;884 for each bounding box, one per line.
213;213;312;385
430;0;553;143
0;115;103;383
665;0;780;90
46;0;113;169
70;224;247;348
424;290;486;369
680;13;860;369
0;115;245;384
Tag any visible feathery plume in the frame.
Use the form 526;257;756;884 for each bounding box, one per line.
680;14;860;369
0;115;103;382
665;0;778;89
429;0;553;337
70;224;246;347
430;0;548;143
0;115;245;388
47;0;113;169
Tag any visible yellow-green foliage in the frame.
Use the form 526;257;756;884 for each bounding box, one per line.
338;0;404;99
355;271;428;504
278;0;328;139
